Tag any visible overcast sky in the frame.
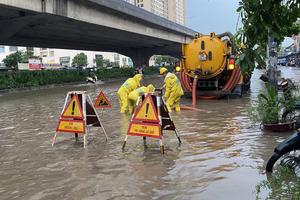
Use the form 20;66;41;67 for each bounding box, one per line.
186;0;240;34
186;0;292;47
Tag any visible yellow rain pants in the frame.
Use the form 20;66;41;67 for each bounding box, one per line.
117;74;142;113
164;73;184;112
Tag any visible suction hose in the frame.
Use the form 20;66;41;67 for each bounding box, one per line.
180;67;242;100
192;76;198;107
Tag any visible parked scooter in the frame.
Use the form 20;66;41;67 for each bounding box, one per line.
266;79;300;172
86;75;98;84
266;129;300;172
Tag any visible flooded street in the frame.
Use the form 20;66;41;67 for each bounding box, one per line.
0;67;300;200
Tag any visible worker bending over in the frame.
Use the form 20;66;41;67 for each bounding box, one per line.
117;74;142;113
159;67;184;112
128;84;155;113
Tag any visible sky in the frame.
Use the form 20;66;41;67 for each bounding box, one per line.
186;0;292;47
186;0;240;35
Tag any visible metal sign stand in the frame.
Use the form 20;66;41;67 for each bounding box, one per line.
52;91;108;148
122;92;181;154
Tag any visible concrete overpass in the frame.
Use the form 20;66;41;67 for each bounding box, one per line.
0;0;196;66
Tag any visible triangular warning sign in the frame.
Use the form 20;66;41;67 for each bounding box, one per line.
61;95;84;119
94;91;112;109
132;94;159;123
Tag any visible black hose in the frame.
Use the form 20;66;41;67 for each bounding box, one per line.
217;32;236;55
217;32;234;38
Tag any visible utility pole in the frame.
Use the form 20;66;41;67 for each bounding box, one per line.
267;28;278;92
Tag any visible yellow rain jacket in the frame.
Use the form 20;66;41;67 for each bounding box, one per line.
164;72;184;112
128;84;155;113
117;74;142;113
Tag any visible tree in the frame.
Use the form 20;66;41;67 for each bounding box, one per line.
155;55;179;66
72;53;88;69
3;50;41;70
21;51;34;63
94;55;104;68
236;0;299;86
103;59;111;68
3;51;23;70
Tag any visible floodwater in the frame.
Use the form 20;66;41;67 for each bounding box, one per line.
0;67;300;200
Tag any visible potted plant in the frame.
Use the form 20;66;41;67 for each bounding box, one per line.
248;82;299;132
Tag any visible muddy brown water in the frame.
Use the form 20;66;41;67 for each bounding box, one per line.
0;67;300;200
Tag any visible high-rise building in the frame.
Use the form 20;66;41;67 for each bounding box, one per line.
125;0;186;25
124;0;136;4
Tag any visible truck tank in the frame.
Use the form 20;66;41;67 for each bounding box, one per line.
180;32;248;99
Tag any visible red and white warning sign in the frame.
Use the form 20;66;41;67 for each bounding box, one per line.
53;91;108;148
94;91;112;109
132;95;159;123
127;94;160;138
61;95;84;119
123;93;181;154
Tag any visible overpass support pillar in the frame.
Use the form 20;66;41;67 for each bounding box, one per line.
122;48;157;67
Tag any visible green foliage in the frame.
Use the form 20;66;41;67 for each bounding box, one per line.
0;70;89;89
248;82;299;124
248;83;280;124
21;51;40;63
103;59;110;68
234;29;267;75
154;55;179;66
72;53;88;69
94;55;104;68
96;58;120;69
256;167;300;200
0;66;162;90
3;52;23;70
236;0;300;75
3;51;41;70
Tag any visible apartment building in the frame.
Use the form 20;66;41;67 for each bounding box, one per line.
124;0;187;66
0;46;132;68
125;0;186;25
33;48;133;68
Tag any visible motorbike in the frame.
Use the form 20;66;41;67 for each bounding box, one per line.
266;79;300;172
266;130;300;172
86;75;98;84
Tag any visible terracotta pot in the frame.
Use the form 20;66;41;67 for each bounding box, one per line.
263;121;295;132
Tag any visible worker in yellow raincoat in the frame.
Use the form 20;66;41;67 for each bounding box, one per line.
117;74;142;113
160;67;184;112
128;84;155;113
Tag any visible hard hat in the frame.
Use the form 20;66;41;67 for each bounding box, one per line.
159;67;168;75
147;84;155;92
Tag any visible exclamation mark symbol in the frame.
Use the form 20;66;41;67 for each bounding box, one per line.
71;101;75;115
145;103;149;118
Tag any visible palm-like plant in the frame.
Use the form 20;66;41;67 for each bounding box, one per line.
249;82;298;125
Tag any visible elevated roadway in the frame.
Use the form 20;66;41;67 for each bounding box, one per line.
0;0;196;66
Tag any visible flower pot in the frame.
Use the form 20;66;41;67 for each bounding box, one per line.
263;121;295;132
